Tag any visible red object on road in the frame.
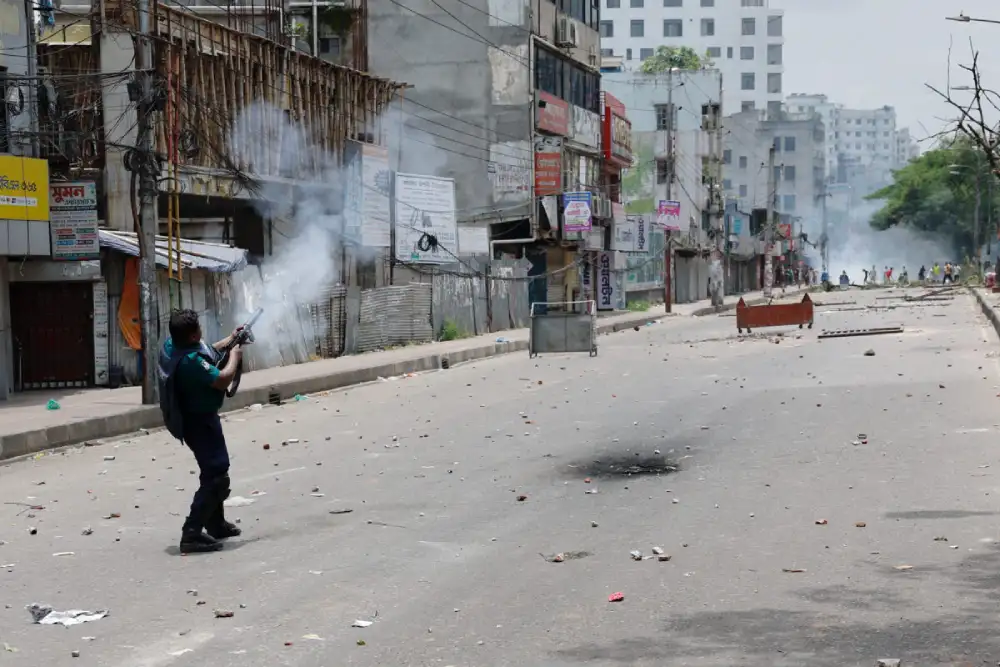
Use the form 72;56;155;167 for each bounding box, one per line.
736;294;814;333
608;592;625;602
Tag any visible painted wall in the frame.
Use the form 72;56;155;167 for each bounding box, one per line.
368;0;534;228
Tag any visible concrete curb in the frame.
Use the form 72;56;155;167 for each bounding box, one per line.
688;289;809;317
971;287;1000;339
0;311;663;462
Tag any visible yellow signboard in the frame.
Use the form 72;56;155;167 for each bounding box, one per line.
0;155;49;222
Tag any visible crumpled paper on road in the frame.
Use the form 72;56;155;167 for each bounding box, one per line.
26;603;109;626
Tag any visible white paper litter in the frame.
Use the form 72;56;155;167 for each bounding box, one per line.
27;604;109;626
352;620;373;628
223;496;255;508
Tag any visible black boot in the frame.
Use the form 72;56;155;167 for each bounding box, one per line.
206;505;242;540
179;529;224;553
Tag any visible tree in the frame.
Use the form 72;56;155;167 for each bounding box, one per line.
866;140;995;257
638;46;706;74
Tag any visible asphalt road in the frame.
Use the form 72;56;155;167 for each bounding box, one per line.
1;286;998;667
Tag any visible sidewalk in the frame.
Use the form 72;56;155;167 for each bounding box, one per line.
0;288;806;461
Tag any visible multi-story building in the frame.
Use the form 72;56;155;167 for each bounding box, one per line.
721;108;826;264
786;93;916;195
603;69;724;304
598;0;785;118
368;0;606;307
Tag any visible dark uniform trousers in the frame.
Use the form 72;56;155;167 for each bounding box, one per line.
181;411;232;533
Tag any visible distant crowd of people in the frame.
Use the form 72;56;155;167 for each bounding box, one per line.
830;262;963;289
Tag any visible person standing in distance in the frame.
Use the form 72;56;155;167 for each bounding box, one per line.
159;309;244;553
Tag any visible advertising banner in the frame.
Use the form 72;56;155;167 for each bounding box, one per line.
597;250;624;311
562;191;592;234
394;173;457;264
0;155;48;221
534;136;562;196
49;181;98;260
536;91;569;136
657;199;681;231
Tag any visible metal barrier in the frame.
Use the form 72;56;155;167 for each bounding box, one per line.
736;293;814;333
529;301;598;358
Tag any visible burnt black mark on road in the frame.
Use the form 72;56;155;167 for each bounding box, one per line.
884;510;998;520
565;452;682;480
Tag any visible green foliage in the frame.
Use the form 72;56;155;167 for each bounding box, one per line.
638;46;705;74
439;319;466;341
866;139;997;257
627;299;651;312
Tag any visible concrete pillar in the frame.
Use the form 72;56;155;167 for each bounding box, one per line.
0;257;10;399
100;31;139;232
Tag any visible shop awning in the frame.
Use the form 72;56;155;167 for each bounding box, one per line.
99;230;248;273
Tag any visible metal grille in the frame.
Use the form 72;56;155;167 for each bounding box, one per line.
308;284;347;358
356;283;433;353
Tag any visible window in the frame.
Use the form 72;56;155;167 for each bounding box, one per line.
600;20;613;37
784;136;795;151
663;19;682;36
741;0;764;5
782;194;796;211
626;48;633;60
701;18;714;36
607;0;620;6
561;0;601;30
640;47;654;60
738;155;748;168
739;184;748;197
630;0;643;6
706;46;721;58
534;46;601;113
772;166;781;182
742;17;755;35
319;36;341;56
723;149;732;164
768;14;782;36
741;73;755;90
727;46;734;59
767;43;782;65
767;101;781;119
855;131;861;137
701;0;714;5
740;46;754;60
767;72;782;94
741;101;755;112
654;103;675;130
630;19;644;36
600;48;613;56
663;0;682;5
656;159;669;184
784;165;795;181
722;179;732;190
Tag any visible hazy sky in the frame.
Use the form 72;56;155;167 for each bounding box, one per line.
774;0;1000;147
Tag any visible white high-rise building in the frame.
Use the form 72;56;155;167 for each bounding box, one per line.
786;93;918;194
599;0;785;117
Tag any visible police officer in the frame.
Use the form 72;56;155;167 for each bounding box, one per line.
160;309;244;553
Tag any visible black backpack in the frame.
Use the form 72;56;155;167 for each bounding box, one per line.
157;346;186;441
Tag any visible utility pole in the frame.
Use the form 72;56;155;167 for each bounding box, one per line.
665;68;675;199
23;0;38;157
709;102;724;306
820;187;829;276
763;145;775;299
136;0;160;404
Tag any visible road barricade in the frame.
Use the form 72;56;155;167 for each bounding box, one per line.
736;293;814;334
529;301;598;357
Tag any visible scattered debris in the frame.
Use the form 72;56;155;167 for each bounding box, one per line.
591;521;599;528
3;642;17;653
263;443;270;450
657;554;672;562
302;634;324;641
864;349;876;357
103;456;116;461
329;509;354;515
630;550;643;561
892;565;914;571
541;551;590;563
104;513;121;520
815;519;828;525
855;522;867;528
652;546;664;555
875;660;902;667
934;536;948;542
516;495;528;502
214;609;235;618
818;327;903;339
27;604;109;627
357;640;367;646
52;552;75;557
608;592;625;602
224;496;255;508
46;399;60;410
71;650;81;658
81;527;93;536
352;620;373;628
782;568;806;573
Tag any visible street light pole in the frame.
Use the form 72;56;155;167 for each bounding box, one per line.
946;13;1000;25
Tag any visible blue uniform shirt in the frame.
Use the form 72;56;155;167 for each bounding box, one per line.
163;338;225;415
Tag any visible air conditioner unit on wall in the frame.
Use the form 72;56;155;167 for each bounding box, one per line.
556;17;579;48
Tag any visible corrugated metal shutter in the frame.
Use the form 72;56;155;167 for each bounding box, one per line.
356;284;433;353
308;284;347;358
